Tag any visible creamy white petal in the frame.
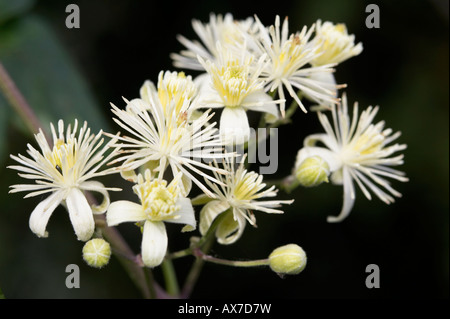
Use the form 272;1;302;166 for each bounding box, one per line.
165;197;196;232
216;208;246;245
139;80;157;104
192;72;210;92
220;107;250;144
199;200;231;236
106;200;146;226
65;187;95;241
80;181;118;214
141;220;168;268
295;146;342;173
304;131;338;151
327;167;355;223
243;91;280;118
29;190;65;238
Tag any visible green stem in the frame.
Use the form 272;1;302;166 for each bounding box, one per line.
94;214;153;299
198;253;269;268
265;175;300;194
168;210;232;261
268;97;299;129
168;247;192;260
143;267;157;299
179;209;231;298
0;61;50;142
180;235;214;299
161;258;180;297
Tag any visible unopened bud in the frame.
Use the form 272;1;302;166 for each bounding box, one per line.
295;155;330;187
269;244;307;275
82;238;111;269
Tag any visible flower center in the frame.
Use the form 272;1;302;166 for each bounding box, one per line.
157;71;196;118
343;125;384;162
233;170;262;201
48;138;76;172
274;35;306;77
210;60;250;108
134;175;180;221
312;23;351;65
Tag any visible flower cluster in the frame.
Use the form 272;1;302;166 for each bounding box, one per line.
7;12;407;296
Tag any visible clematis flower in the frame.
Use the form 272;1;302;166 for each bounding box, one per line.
253;15;340;116
295;94;408;222
306;20;363;108
139;70;198;121
8;120;120;241
171;13;256;71
107;82;232;197
197;156;293;244
196;47;280;144
310;20;363;67
106;170;195;267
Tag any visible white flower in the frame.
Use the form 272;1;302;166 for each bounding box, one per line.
140;70;197;120
196;47;280;144
310;20;363;67
8;120;120;241
253;15;340;116
106;170;195;267
197;156;293;244
107;88;231;198
295;94;408;222
171;13;256;71
305;20;363;109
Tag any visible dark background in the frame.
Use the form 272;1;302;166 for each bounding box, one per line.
0;0;448;299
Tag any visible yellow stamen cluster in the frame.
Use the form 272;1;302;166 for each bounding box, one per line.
157;71;196;117
343;123;385;162
233;170;264;201
48;138;76;171
133;170;180;221
311;21;362;66
210;59;251;108
275;35;307;77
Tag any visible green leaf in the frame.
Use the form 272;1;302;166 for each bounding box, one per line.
0;14;110;140
0;0;35;25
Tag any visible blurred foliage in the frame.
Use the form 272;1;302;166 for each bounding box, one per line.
0;0;109;164
0;0;448;299
0;0;34;25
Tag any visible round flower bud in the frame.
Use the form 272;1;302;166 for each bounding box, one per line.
295;155;330;187
269;244;307;275
82;238;111;269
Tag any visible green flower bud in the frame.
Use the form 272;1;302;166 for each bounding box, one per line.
269;244;307;275
82;238;111;269
295;155;330;187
